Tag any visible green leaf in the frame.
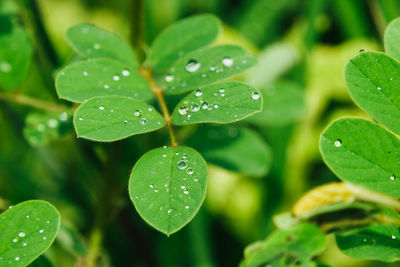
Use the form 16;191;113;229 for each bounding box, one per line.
335;208;400;262
150;14;220;72
384;17;400;61
0;27;32;90
0;200;60;266
163;45;257;94
187;126;272;177
56;58;152;103
319;118;400;198
66;23;137;66
129;146;208;235
241;223;326;267
171;81;262;125
247;81;305;126
344;51;400;134
73;96;166;142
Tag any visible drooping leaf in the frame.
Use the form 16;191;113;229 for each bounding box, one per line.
171;81;262;125
66;23;137;66
344;52;400;134
0;26;32;90
187;125;272;177
335;208;400;262
241;223;326;267
150;14;220;72
319;118;400;198
0;200;60;267
247;81;305;126
384;17;400;61
129;146;207;235
73;96;165;142
163;45;257;94
56;58;152;103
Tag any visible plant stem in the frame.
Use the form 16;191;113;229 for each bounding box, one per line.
139;68;178;147
0;91;68;113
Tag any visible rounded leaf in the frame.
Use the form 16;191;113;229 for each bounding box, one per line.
384;17;400;61
129;146;208;235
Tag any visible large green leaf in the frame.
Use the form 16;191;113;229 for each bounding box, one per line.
336;208;400;262
344;52;400;134
150;14;220;72
0;200;60;267
0;27;32;90
320;118;400;198
73;96;166;142
163;45;257;94
129;146;207;235
171;81;262;125
56;58;152;103
385;17;400;61
241;223;326;267
66;24;137;66
247;81;305;126
187;126;272;177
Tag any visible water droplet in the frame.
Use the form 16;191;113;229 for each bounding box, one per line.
213;103;219;109
191;105;200;112
184;190;189;195
177;160;187;170
186;168;194;175
47;119;58;128
99;106;105;110
185;206;190;209
8;205;12;209
179;106;188;115
93;43;101;49
251;92;260;100
194;177;199;182
37;124;45;131
122;69;130;76
377;86;382;91
165;74;174;82
124;120;128;124
185;59;200;72
154;189;158;193
390;175;396;181
113;74;120;81
222;57;234;67
43;237;47;240
201;102;209;110
140;118;147;125
12;238;17;243
23;243;27;247
0;61;12;73
201;73;207;78
104;84;110;89
26;215;29;219
149;184;154;188
39;229;44;233
390;77;393;81
18;232;25;237
181;185;186;190
134;110;142;117
210;66;216;71
334;139;342;147
167;209;172;215
162;154;166;158
363;238;367;242
83;71;88;76
195;89;203;97
219;89;225;93
392;235;396;239
15;257;20;261
242;59;247;64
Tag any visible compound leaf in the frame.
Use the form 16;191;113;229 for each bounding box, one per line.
385;17;400;61
320;118;400;198
73;96;165;142
129;146;207;235
150;14;220;72
163;45;257;94
66;24;137;66
56;58;152;103
171;81;262;125
0;200;60;267
344;52;400;134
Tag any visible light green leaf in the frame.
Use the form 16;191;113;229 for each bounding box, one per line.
241;223;326;267
335;208;400;262
385;17;400;61
187;126;272;177
319;118;400;198
129;146;207;235
344;51;400;134
73;96;165;142
56;58;152;103
66;23;137;66
0;27;32;90
150;14;220;72
163;45;257;94
171;81;262;125
247;81;305;126
0;200;60;267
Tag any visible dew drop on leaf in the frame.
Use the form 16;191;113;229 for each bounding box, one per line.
99;106;105;110
334;139;342;147
186;168;194;175
177;160;187;170
134;110;142;117
251;92;260;100
222;57;234;67
185;59;200;72
113;74;120;81
165;74;174;82
178;106;188;115
195;89;203;97
390;175;396;181
140;118;147;125
191;105;200;112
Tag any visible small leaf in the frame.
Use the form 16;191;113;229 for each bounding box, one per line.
0;26;32;90
163;45;257;94
320;118;400;198
129;146;208;235
73;96;165;142
187;126;272;177
384;17;400;61
241;223;326;267
247;81;305;126
56;58;152;103
335;208;400;262
66;23;137;66
171;81;262;125
344;52;400;134
150;14;220;72
0;200;60;266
